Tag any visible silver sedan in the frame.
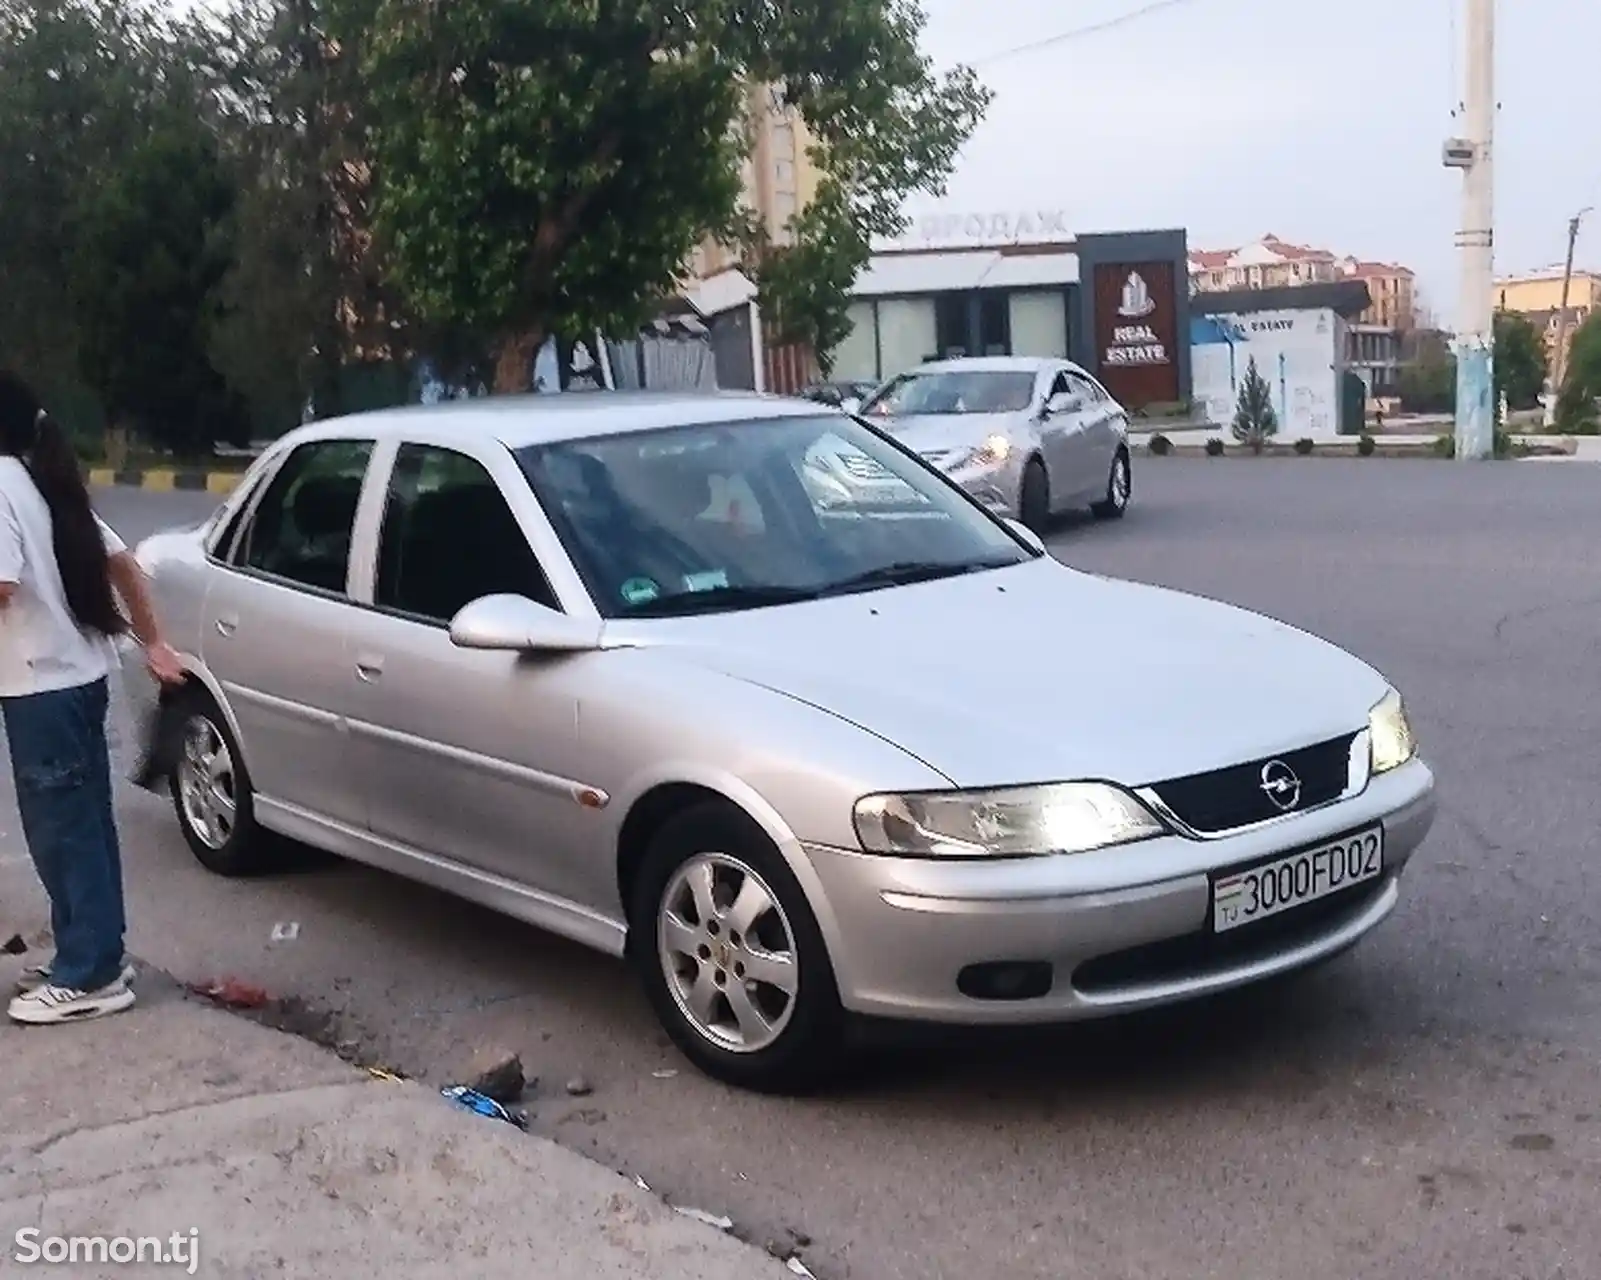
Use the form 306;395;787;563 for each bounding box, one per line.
858;356;1133;534
125;392;1435;1092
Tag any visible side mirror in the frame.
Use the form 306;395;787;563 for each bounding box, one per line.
1043;391;1074;417
1004;518;1046;555
449;594;603;653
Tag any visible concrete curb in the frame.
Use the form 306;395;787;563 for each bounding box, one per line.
87;467;241;495
1138;438;1578;460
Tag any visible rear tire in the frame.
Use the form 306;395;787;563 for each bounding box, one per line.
629;802;848;1094
1091;448;1131;519
170;686;273;877
1018;456;1051;535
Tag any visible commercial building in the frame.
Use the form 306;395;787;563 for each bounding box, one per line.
825;214;1193;410
1189;281;1371;440
1189;236;1416;397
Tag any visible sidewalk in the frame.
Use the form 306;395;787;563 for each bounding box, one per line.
0;965;795;1279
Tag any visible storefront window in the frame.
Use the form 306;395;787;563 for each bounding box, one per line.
827;301;880;382
1008;290;1068;359
876;298;938;380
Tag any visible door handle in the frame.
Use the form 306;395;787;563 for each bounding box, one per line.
354;654;385;682
214;614;239;637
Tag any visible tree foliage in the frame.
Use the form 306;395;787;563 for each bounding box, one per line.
1491;310;1546;412
69;116;247;454
1557;310;1601;430
333;0;989;391
1231;356;1278;452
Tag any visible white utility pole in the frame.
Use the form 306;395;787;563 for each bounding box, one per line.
1443;0;1495;458
1545;207;1592;427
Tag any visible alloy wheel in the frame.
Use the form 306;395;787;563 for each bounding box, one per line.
656;852;799;1054
176;714;238;851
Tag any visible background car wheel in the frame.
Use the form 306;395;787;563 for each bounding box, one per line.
169;687;270;876
1019;456;1051;535
629;802;847;1094
1091;448;1131;520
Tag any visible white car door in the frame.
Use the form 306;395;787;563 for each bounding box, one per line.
1073;370;1128;480
341;437;611;912
1047;367;1099;503
200;436;377;830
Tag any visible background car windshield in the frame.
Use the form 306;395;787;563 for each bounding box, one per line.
517;415;1031;618
863;370;1036;417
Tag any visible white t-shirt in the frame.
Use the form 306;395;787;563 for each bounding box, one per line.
0;456;127;698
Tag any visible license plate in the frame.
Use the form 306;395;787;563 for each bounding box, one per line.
1211;826;1383;934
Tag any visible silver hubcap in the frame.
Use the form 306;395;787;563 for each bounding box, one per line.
177;715;238;850
1112;456;1130;506
657;853;799;1054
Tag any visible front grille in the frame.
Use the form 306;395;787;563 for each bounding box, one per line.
1148;732;1357;834
1072;876;1387;995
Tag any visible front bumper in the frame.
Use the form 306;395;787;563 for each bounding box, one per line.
801;756;1436;1024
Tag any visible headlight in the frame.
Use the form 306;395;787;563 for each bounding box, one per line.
1368;688;1417;775
853;782;1166;859
949;434;1011;469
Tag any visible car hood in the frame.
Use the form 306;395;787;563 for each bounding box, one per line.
872;412;1028;455
618;558;1389;789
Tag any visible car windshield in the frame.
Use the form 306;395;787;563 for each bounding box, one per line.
516;414;1035;619
862;369;1036;417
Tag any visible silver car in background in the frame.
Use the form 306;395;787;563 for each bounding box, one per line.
859;356;1132;535
124;393;1435;1094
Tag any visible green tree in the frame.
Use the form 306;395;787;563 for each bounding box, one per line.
0;0;174;429
1492;309;1546;412
1556;310;1601;431
1231;356;1278;452
334;0;989;392
69;117;247;455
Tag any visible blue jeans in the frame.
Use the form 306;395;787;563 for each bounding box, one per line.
2;676;126;991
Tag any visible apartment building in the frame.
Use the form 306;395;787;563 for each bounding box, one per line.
1495;268;1601;371
1189;236;1416;395
685;83;821;280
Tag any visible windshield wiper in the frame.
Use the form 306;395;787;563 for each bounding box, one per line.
625;584;822;617
817;558;1017;598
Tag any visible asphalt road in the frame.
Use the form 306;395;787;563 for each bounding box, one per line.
8;459;1601;1280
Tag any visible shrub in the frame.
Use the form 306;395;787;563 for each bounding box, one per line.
1293;437;1314;455
1148;433;1172;456
1204;437;1225;457
1357;433;1376;456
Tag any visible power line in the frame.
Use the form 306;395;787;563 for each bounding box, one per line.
969;0;1212;68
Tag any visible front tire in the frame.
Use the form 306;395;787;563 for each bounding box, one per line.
170;687;272;876
1091;448;1131;519
629;802;847;1093
1018;456;1051;535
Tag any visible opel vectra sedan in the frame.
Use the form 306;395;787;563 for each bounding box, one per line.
125;392;1436;1092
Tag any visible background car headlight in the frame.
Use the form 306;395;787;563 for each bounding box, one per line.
853;782;1166;859
948;434;1011;470
1368;688;1417;774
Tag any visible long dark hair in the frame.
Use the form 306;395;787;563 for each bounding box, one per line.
0;372;127;637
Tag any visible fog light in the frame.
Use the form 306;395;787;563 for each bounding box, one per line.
956;961;1053;1001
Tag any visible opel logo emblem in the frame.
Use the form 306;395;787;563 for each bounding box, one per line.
1259;760;1302;811
713;941;732;968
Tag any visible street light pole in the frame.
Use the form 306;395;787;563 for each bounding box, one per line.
1545;207;1592;427
1445;0;1495;459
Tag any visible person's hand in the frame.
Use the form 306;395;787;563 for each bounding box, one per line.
144;639;184;685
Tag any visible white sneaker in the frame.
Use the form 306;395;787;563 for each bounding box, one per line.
14;961;136;996
7;977;136;1024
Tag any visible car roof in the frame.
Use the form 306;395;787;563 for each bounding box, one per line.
907;356;1071;375
272;390;833;451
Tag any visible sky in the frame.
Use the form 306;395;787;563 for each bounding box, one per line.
909;0;1601;321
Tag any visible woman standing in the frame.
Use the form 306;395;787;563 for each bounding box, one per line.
0;372;183;1024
